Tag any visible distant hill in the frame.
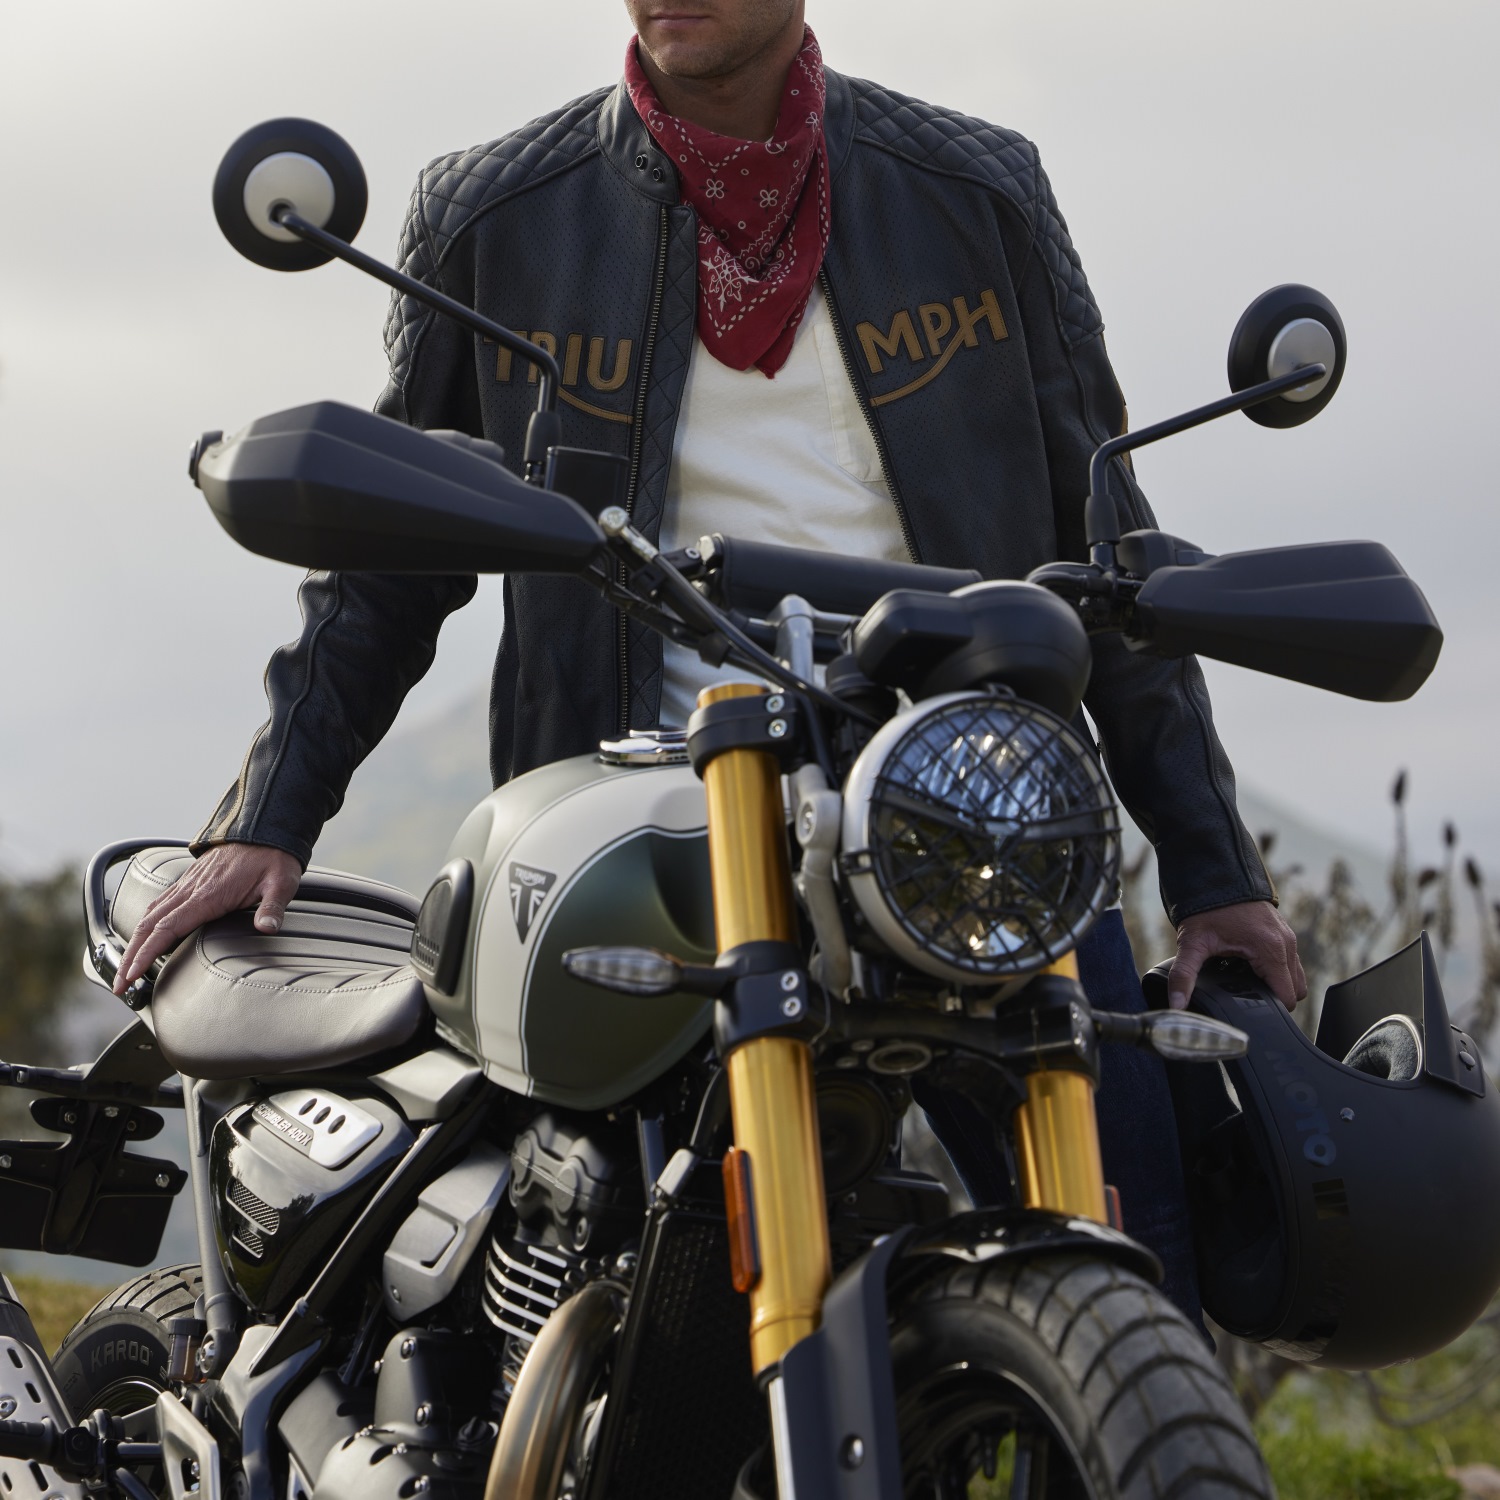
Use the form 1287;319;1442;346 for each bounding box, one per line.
316;686;1388;902
317;688;496;894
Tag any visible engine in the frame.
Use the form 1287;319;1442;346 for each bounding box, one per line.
210;1086;413;1313
480;1111;637;1385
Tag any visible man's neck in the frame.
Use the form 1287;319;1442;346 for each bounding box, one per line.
634;21;806;141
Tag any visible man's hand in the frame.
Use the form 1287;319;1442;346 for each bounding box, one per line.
1167;899;1307;1012
114;843;302;995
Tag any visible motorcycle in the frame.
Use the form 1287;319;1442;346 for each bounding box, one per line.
0;116;1489;1500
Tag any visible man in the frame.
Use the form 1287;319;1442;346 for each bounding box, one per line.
118;0;1304;1312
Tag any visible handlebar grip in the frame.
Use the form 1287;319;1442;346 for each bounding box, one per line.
700;534;981;617
0;1419;61;1463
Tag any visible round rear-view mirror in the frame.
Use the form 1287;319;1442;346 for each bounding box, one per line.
1228;284;1346;428
213;118;367;272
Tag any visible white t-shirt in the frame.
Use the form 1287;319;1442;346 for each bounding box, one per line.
656;287;911;726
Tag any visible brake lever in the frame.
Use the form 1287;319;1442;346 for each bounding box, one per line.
1027;560;1143;636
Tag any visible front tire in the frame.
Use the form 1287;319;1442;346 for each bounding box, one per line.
890;1254;1273;1499
52;1264;202;1421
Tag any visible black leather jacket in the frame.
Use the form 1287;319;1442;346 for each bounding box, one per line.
197;70;1272;925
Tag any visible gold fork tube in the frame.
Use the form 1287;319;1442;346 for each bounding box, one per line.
1012;950;1109;1224
701;683;797;951
727;1038;829;1372
1014;1070;1108;1222
700;683;831;1374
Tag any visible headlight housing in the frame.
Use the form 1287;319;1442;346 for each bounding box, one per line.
841;692;1120;985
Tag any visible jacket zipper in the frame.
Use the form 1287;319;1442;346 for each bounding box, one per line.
618;206;672;734
818;267;921;563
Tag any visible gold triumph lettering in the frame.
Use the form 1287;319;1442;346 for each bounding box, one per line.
484;336;513;383
587;337;633;393
918;302;952;359
563;333;584;387
485;327;635;421
526;332;558;383
856;311;923;375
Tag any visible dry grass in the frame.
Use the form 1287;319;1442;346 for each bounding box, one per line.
7;1272;110;1355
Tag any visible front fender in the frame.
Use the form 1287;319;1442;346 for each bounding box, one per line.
770;1208;1160;1500
901;1205;1162;1285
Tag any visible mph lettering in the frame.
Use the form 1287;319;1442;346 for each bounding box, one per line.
1264;1049;1337;1166
855;288;1008;406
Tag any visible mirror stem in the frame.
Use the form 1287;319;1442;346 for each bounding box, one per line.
1083;362;1326;563
275;208;564;479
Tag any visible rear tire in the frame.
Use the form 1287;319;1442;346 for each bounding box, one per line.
52;1264;202;1421
890;1253;1273;1499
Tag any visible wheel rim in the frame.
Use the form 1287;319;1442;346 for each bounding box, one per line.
899;1363;1100;1500
87;1376;165;1422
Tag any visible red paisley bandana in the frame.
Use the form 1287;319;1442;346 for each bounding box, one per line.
625;26;831;377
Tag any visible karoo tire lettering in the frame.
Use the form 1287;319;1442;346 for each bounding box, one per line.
1263;1049;1337;1166
89;1337;156;1374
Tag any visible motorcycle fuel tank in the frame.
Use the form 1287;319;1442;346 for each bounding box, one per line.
416;755;716;1110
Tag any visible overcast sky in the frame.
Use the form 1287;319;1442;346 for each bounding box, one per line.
2;0;1496;882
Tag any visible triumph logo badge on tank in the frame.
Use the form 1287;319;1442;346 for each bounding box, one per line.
509;863;558;942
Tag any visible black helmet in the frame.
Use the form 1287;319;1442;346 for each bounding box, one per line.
1149;933;1500;1369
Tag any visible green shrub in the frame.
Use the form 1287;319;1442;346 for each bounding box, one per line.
1258;1412;1461;1500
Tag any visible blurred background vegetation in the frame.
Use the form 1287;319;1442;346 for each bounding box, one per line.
0;858;83;1063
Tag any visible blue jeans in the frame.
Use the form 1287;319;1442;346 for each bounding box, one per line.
914;910;1204;1327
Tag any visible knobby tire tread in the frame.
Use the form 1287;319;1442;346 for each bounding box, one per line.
895;1252;1274;1500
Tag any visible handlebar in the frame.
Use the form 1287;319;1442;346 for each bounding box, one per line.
692;534;981;616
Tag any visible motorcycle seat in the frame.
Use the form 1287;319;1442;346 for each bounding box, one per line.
110;846;429;1082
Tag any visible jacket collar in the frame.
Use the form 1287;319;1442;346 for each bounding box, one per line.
596;66;856;203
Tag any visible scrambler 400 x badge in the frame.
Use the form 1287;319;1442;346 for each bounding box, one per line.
509;863;558;941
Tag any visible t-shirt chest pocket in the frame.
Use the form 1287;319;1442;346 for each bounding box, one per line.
812;314;885;487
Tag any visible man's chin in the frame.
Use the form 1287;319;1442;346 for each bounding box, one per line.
640;41;740;82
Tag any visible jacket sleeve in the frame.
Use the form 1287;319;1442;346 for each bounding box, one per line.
1007;156;1273;925
195;173;482;866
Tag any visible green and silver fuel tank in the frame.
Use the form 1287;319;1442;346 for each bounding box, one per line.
413;737;715;1110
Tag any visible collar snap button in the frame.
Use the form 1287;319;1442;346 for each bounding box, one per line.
634;154;648;170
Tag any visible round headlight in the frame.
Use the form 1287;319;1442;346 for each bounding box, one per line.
841;693;1120;984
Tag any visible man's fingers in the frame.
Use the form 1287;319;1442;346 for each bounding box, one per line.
1288;942;1309;1007
118;875;237;986
118;913;184;990
1250;949;1297;1011
255;898;288;933
124;887;227;983
109;845;303;993
255;865;300;932
115;882;197;993
1167;936;1211;1010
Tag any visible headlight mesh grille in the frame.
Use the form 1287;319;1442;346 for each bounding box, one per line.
861;696;1120;979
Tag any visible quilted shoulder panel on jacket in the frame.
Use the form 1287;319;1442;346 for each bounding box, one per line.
844;75;1102;346
403;87;611;276
382;87;611;393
